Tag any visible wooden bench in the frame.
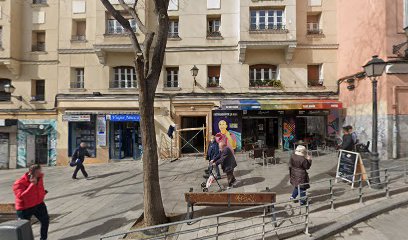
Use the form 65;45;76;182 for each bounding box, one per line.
184;191;276;220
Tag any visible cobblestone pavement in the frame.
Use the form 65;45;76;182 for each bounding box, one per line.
1;150;397;239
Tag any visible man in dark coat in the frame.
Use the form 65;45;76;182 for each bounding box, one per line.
340;126;354;151
204;136;221;179
211;142;237;188
289;145;312;205
71;142;91;179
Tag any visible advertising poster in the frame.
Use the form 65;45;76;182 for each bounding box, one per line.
97;115;107;146
212;110;242;151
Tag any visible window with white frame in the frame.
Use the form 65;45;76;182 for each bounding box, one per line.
166;67;179;88
168;19;179;38
249;65;280;87
250;9;285;31
107;13;136;34
112;67;137;88
307;64;324;87
207;17;221;37
71;68;84;89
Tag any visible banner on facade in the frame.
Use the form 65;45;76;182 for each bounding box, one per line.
212;110;242;151
62;115;91;122
96;115;107;146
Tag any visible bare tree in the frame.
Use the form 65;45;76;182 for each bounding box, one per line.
100;0;169;226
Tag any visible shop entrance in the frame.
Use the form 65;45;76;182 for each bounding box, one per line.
109;121;141;160
0;133;9;168
295;116;327;142
242;118;279;148
180;116;206;154
35;135;48;164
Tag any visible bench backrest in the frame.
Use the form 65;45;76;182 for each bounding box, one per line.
185;192;276;204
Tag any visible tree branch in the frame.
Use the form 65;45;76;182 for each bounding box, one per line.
100;0;142;54
118;0;148;34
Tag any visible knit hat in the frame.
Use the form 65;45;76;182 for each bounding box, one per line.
295;145;307;157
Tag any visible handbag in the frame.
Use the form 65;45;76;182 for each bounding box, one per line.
69;158;81;167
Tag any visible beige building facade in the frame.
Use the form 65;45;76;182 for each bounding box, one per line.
0;0;341;167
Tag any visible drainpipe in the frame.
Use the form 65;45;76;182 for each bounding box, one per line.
392;86;408;159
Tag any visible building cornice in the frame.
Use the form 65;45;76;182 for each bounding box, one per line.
296;44;339;49
58;49;95;54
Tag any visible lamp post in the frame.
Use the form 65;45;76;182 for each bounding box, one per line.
4;84;22;101
363;55;387;188
190;65;199;87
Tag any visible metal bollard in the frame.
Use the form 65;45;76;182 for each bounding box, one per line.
329;179;335;210
262;207;266;240
304;197;310;236
0;220;34;240
358;174;363;204
216;216;219;240
271;204;277;228
384;169;390;198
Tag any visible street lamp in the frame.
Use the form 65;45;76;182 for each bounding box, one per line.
190;65;199;86
4;84;22;101
363;55;387;188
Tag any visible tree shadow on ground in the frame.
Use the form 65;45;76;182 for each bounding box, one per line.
58;217;131;240
235;177;265;188
234;169;253;178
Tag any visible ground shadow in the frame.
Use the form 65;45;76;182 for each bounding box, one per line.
93;171;127;179
235;177;266;188
234;169;253;178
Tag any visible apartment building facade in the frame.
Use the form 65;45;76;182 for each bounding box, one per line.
0;0;341;167
338;0;408;160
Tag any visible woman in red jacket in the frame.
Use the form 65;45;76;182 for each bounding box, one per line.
13;164;49;240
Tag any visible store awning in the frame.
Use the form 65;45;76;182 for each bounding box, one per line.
221;99;342;110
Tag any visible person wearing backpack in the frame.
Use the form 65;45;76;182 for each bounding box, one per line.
71;142;91;179
13;164;49;240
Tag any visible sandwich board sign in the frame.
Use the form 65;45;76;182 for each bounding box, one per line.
336;150;369;188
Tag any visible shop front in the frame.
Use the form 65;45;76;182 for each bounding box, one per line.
0;119;18;169
17;119;57;168
216;99;343;151
106;114;142;160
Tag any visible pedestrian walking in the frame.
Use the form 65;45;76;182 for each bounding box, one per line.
347;125;358;144
340;126;354;151
71;142;91;179
289;145;312;205
204;135;221;179
13;164;49;240
210;142;237;188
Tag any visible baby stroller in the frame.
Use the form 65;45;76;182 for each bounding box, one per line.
201;165;223;192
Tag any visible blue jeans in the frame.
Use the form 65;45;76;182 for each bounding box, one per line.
291;187;307;205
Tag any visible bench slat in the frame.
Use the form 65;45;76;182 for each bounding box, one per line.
185;192;276;205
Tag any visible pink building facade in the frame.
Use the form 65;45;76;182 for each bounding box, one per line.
338;0;408;160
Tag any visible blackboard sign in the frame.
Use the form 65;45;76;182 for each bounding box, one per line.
336;150;359;185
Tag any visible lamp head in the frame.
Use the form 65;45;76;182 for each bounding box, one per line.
363;55;387;78
3;84;15;94
190;65;199;77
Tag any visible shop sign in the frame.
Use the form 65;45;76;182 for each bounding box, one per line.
63;115;91;122
243;110;285;117
108;114;140;122
212;110;242;151
24;124;46;129
97;115;107;146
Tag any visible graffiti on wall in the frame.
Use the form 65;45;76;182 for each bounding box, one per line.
283;118;295;151
327;110;340;135
212;110;242;151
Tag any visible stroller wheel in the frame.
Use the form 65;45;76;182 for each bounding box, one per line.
203;187;208;192
201;182;206;188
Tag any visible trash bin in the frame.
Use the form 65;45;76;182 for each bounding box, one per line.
0;220;34;240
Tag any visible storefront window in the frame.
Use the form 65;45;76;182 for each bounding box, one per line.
69;116;96;157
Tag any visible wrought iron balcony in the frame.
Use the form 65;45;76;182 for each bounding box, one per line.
207;77;220;88
249;79;282;88
249;24;287;33
168;32;180;39
71;35;86;41
33;0;47;4
207;31;222;38
32;43;45;52
307;23;323;35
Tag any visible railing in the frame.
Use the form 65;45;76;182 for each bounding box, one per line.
307;23;323;35
168;32;180;39
249;24;287;33
207;31;222;38
32;43;45;52
71;35;86;41
33;0;47;4
100;164;408;240
249;79;282;88
207;77;220;88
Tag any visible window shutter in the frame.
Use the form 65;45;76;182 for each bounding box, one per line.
308;65;320;84
72;0;86;14
208;66;220;77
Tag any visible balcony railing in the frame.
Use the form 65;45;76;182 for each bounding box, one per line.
249;79;282;88
207;31;222;38
249;24;287;33
207;77;220;87
168;32;180;39
71;35;86;41
308;79;324;87
31;95;45;101
33;0;47;4
307;23;323;35
107;19;136;35
32;43;45;52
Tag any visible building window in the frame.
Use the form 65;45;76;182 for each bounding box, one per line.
307;64;324;87
249;65;281;88
307;13;322;35
112;66;137;89
33;0;47;4
207;17;221;38
71;68;85;89
168;0;179;11
250;9;285;31
0;79;11;101
106;13;136;34
72;20;86;41
168;19;179;38
0;26;3;48
207;66;221;87
32;31;46;52
32;80;45;101
166;67;179;88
